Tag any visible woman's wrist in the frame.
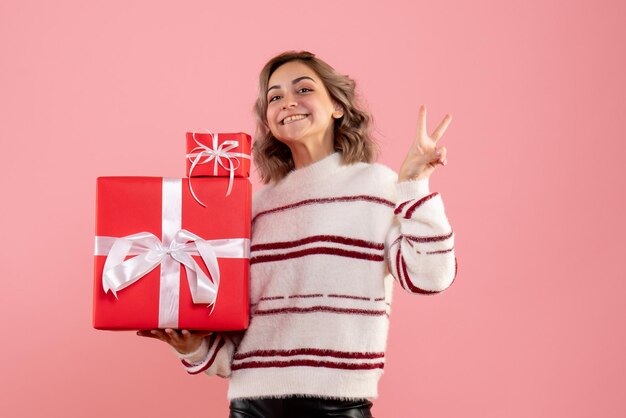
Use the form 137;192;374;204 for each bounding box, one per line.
398;167;430;182
175;336;209;363
398;174;429;182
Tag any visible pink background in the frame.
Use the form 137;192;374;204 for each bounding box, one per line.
1;0;624;417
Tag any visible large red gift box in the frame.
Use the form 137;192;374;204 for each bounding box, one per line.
186;132;251;178
93;176;251;330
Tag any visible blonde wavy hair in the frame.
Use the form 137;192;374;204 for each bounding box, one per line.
252;50;379;184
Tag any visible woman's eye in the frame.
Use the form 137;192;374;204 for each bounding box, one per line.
269;95;280;103
299;88;312;93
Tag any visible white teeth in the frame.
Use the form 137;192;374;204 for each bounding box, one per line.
282;114;307;125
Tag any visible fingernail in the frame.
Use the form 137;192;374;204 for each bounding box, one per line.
436;150;441;154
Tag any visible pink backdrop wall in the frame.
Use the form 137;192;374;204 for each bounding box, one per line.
1;0;624;417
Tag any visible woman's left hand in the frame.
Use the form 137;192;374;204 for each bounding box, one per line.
398;104;452;182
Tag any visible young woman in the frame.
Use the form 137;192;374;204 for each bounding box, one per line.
139;50;457;418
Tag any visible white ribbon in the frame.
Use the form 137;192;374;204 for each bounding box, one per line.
186;130;251;207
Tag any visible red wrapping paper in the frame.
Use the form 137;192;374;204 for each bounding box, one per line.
186;132;251;178
93;176;251;331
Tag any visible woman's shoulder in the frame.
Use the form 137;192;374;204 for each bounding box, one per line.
251;179;287;215
331;159;398;203
344;158;399;186
251;185;271;216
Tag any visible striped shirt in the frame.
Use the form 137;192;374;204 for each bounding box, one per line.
176;151;458;400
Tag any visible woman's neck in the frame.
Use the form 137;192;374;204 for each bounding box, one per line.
288;141;335;169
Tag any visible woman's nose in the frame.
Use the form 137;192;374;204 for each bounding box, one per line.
281;94;298;109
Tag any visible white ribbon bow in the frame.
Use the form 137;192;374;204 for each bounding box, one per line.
187;130;251;207
101;229;236;315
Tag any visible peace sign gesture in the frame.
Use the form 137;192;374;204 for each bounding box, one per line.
398;104;452;182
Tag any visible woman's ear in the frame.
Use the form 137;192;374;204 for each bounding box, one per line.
332;102;344;119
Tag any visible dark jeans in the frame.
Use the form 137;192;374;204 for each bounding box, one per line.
229;395;375;418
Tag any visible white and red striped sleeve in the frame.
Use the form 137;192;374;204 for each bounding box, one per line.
385;177;457;295
173;332;242;378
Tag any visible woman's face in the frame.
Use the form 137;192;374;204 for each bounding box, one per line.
265;61;339;149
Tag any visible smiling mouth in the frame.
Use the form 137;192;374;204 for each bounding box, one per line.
281;114;309;125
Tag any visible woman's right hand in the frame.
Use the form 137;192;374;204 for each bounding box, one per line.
137;329;213;355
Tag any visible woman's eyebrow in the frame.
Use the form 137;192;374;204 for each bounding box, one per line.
267;76;316;95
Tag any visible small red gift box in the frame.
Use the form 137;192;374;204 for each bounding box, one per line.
186;132;251;178
93;176;251;331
